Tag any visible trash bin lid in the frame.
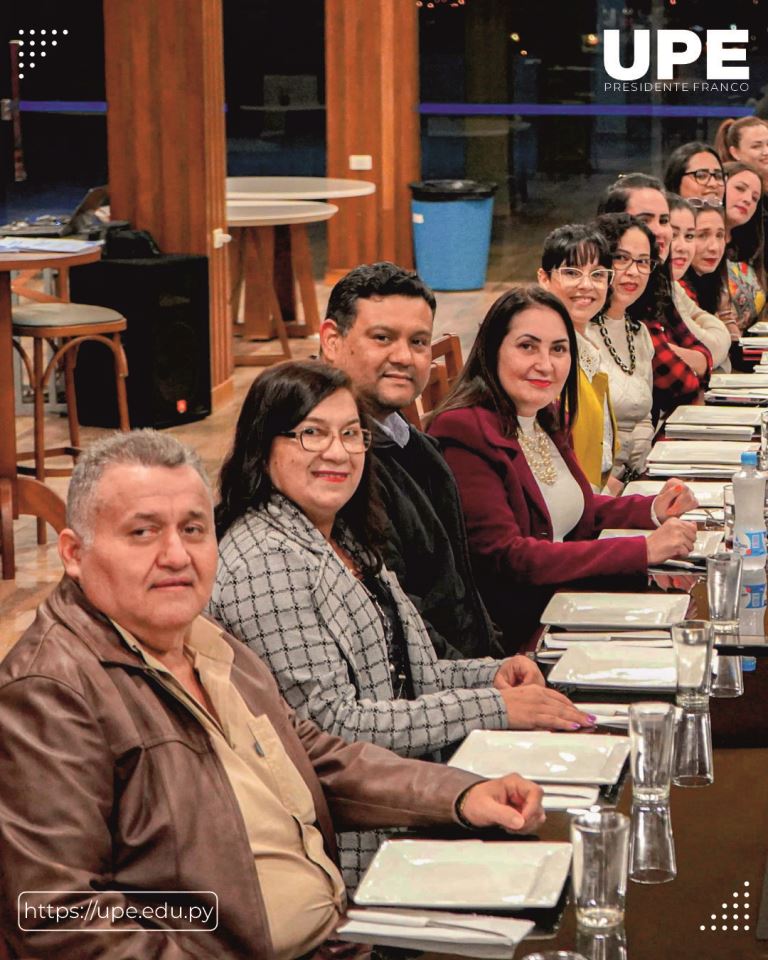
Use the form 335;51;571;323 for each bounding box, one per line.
409;179;498;202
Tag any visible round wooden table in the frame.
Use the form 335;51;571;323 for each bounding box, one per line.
0;248;101;578
225;176;375;201
226;201;338;366
226;178;376;338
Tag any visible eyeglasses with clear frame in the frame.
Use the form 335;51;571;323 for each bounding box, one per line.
687;197;724;210
682;168;725;185
612;251;658;274
552;266;614;287
279;425;372;454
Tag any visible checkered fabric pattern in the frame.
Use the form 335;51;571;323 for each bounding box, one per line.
644;310;712;414
210;494;506;887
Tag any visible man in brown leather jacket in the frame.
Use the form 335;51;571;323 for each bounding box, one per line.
0;430;544;960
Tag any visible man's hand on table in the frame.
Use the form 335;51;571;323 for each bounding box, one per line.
459;774;546;833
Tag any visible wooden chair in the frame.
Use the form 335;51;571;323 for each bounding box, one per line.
401;334;464;430
430;332;463;390
401;361;449;429
12;301;130;544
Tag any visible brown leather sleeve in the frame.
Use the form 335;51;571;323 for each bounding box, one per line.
0;676;209;960
290;708;485;831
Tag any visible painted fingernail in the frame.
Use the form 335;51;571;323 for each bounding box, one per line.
571;723;581;730
587;714;597;722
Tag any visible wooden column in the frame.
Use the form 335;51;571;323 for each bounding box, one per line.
325;0;420;278
103;0;233;408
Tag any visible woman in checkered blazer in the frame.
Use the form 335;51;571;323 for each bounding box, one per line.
209;360;589;887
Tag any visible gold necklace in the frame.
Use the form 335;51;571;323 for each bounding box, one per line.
517;421;557;485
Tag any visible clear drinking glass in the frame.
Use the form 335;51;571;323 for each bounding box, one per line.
706;552;743;634
673;702;714;787
576;925;627;960
524;954;588;960
723;484;735;551
628;702;676;802
710;653;745;698
628;801;676;884
570;810;629;930
671;619;714;706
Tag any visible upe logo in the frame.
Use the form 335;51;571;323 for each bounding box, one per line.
603;29;749;81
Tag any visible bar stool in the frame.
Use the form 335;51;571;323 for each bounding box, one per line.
12;302;130;543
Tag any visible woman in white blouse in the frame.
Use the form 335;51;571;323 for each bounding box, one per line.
589;213;656;491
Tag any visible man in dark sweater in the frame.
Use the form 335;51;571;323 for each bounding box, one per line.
320;261;501;660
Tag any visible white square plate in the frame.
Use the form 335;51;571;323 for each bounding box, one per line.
353;839;573;910
547;642;677;690
448;730;629;785
665;406;763;427
710;373;768;389
598;528;723;558
647;440;758;465
746;321;768;336
622;480;726;507
541;592;690;630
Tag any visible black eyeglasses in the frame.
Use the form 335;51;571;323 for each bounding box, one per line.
682;168;725;185
687;197;724;210
612;251;658;274
279;426;372;454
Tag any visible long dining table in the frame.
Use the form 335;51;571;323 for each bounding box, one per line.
354;387;768;959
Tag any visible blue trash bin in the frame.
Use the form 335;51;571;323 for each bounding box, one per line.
409;179;497;291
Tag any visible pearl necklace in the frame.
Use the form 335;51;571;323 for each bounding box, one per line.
517;421;557;485
596;313;637;375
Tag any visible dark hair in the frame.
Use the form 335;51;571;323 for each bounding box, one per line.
666;193;696;218
663;142;723;195
540;223;612;273
425;284;578;438
597;173;665;214
591;213;659;331
325;261;436;335
682;203;728;314
215;360;387;567
594;177;679;327
715;116;768;165
723;161;766;291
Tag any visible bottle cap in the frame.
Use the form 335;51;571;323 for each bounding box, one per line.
741;451;758;466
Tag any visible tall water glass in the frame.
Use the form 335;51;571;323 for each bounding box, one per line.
570;810;629;929
628;702;676;802
723;484;735;551
628;801;676;884
671;620;714;706
706;552;742;634
673;703;714;787
710;653;745;698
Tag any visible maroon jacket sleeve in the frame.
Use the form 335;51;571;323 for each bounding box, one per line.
429;408;651;588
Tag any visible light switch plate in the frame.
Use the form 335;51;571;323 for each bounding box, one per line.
349;154;373;170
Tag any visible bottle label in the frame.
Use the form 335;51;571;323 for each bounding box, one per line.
736;531;767;557
745;583;767;610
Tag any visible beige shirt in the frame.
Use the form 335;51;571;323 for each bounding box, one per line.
111;617;345;960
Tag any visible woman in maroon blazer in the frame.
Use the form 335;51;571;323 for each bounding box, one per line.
427;284;698;652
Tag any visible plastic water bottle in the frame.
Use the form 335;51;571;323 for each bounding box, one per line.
732;452;767;569
739;567;767;635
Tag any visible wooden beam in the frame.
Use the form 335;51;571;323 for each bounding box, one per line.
103;0;232;395
325;0;419;273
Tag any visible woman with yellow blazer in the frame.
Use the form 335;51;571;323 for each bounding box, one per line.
538;223;619;492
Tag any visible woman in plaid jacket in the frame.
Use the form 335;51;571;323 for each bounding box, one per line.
209;360;588;887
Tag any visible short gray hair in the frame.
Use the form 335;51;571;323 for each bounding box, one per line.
67;430;212;540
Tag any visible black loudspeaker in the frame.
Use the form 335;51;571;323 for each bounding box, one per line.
70;255;212;429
